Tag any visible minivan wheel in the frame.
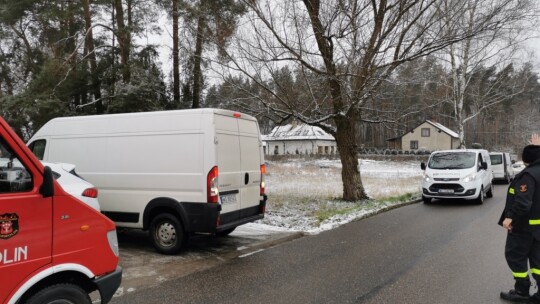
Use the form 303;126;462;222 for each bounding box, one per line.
422;196;431;204
475;187;484;204
486;184;493;198
150;213;184;254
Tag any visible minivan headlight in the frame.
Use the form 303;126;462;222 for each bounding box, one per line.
423;173;431;182
462;172;476;183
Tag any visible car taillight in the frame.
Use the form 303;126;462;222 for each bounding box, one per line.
207;166;219;203
82;187;98;198
260;164;266;195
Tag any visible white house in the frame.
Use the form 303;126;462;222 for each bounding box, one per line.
262;122;337;155
387;120;460;152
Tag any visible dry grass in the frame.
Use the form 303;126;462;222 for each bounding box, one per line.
265;159;422;205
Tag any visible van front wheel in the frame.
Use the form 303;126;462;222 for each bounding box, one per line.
150;213;184;254
26;283;91;304
486;184;493;198
475;187;484;204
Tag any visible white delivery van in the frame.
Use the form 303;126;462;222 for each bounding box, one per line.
489;152;515;184
27;109;267;254
420;149;493;204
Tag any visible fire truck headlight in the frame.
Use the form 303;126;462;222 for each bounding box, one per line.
107;230;120;257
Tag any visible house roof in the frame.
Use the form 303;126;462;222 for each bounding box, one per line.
425;120;459;138
387;120;459;141
262;123;335;141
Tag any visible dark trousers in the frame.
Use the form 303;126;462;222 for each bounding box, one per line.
505;229;540;295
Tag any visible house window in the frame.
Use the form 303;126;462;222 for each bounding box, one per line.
274;145;279;155
325;146;329;154
331;146;335;154
410;140;418;150
421;128;430;137
318;146;323;154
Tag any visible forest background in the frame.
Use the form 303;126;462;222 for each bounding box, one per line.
1;0;540;201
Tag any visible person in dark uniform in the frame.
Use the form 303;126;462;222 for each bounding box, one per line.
500;144;540;303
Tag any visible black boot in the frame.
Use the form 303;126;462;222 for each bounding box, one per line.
500;289;530;302
501;279;531;303
530;294;540;304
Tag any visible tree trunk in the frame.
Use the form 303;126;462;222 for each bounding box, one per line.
82;0;103;114
172;0;180;106
303;0;367;201
192;12;205;109
114;0;130;83
334;113;368;201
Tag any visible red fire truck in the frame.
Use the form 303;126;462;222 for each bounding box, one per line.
0;115;121;303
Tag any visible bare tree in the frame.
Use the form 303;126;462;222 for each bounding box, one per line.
214;0;511;201
438;0;538;148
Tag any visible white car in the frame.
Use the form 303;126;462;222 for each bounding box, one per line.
42;162;100;211
512;161;526;175
421;149;494;204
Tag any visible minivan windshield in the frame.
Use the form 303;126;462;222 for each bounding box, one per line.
428;152;476;169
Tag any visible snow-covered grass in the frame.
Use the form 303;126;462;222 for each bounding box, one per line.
255;158;424;234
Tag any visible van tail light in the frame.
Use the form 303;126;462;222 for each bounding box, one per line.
82;188;98;198
207;166;219;203
260;164;266;196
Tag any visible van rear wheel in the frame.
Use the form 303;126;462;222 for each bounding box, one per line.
150;213;184;254
26;283;91;304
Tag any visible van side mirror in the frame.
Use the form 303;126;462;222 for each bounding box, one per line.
512;160;516;164
480;161;488;170
421;163;426;170
40;166;54;198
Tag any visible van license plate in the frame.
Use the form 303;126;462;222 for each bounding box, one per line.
439;189;454;194
220;194;237;205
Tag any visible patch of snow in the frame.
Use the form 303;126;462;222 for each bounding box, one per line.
243;158;422;235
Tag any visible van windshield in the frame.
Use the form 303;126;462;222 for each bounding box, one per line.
428;152;476;169
490;154;503;165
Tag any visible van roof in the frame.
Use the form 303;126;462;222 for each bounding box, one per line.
46;108;257;123
432;149;488;154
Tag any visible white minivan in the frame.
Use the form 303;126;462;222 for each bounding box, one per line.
420;149;494;204
489;152;515;184
27;109;267;254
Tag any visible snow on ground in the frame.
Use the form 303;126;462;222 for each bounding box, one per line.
238;158;424;235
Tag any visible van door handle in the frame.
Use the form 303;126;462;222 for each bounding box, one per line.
244;173;249;185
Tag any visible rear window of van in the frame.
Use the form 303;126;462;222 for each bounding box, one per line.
490;155;503;165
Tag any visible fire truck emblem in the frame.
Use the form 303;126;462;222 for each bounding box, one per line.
0;213;19;239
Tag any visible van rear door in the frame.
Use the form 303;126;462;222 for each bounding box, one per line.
214;112;262;215
238;118;262;211
215;114;242;214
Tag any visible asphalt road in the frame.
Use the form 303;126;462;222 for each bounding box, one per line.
110;184;519;304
